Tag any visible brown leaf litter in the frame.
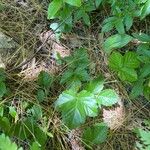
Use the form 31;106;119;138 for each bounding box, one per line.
68;129;85;150
102;99;125;130
20;30;70;80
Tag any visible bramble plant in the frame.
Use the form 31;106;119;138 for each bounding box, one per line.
47;0;150;100
60;48;90;89
55;48;119;145
0;0;150;149
47;0;150;148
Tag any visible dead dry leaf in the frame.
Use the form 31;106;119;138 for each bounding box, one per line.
20;30;70;80
102;99;125;130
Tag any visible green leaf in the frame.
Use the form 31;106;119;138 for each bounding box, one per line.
60;69;74;84
109;52;123;71
31;105;42;120
64;48;89;69
61;48;90;85
82;122;108;145
9;106;19;123
65;0;81;7
85;76;104;95
55;89;98;128
82;13;91;26
74;9;84;21
137;44;150;59
130;79;144;99
50;23;61;32
38;71;53;88
135;0;147;4
102;17;116;32
74;68;90;81
9;107;18;119
0;106;3;117
61;68;90;86
123;52;140;68
84;1;95;12
0;133;22;150
0;3;5;12
133;33;150;42
47;0;62;19
102;21;114;32
0;81;6;98
115;19;125;34
103;34;133;53
34;126;47;146
95;0;102;7
9;119;32;140
30;142;41;150
135;128;150;149
0;68;6;82
118;67;138;82
66;79;81;91
37;89;45;102
143;85;150;100
141;0;150;19
109;51;139;82
139;63;150;78
124;15;133;31
97;89;119;107
0;117;10;133
103;17;116;24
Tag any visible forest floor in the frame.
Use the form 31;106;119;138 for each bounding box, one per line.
0;0;150;150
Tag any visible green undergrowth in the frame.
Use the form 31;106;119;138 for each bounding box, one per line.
0;0;150;150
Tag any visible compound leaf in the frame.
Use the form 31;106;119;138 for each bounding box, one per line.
55;89;98;128
109;51;139;82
